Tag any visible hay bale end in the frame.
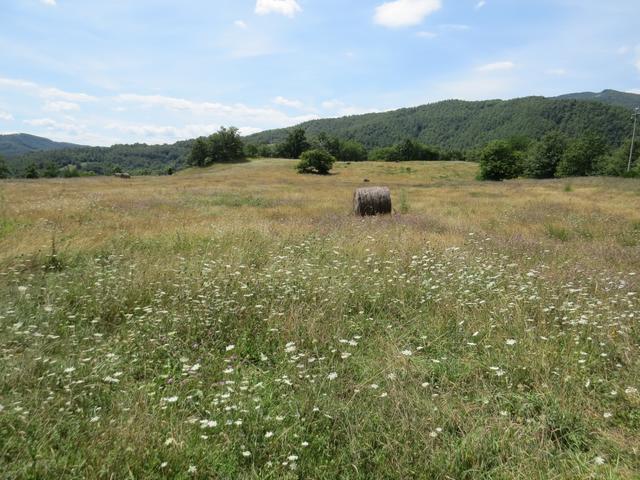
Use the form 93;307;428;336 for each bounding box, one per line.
353;186;392;216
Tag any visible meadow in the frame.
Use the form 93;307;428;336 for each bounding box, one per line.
1;159;639;479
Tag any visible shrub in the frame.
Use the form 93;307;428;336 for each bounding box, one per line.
478;140;523;181
296;149;336;175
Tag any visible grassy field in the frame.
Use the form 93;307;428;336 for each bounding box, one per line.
1;159;640;479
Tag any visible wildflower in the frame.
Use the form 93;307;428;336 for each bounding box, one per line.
226;345;235;351
401;350;413;356
188;465;197;474
160;462;168;468
288;455;299;461
327;372;338;380
89;416;100;423
265;431;274;438
64;367;76;373
625;387;638;395
603;412;613;419
242;451;251;457
285;342;296;353
18;286;27;294
594;456;606;465
505;339;517;346
162;396;179;403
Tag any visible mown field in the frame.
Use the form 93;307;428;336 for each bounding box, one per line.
1;159;640;479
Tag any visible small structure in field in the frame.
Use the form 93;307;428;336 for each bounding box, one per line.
353;186;392;216
114;172;131;179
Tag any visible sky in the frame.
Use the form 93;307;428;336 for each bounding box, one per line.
0;0;639;146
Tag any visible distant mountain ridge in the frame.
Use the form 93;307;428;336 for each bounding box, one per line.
245;94;635;150
555;89;640;111
0;133;84;158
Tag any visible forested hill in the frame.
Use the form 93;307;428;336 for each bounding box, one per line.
555;89;640;111
5;141;193;176
245;97;633;150
0;133;84;157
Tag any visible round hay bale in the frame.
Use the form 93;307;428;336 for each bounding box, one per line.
353;186;392;216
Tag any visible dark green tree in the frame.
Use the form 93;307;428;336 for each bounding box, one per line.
338;140;368;162
24;163;39;179
244;143;259;158
296;149;336;175
43;161;59;178
556;133;608;177
478;140;523;181
189;137;209;167
524;131;568;178
208;127;245;163
278;128;310;159
0;155;9;179
594;139;639;176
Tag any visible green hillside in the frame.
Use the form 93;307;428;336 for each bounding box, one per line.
5;141;193;176
556;89;640;111
246;97;634;150
0;133;84;157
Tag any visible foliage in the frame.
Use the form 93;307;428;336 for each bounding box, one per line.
43;161;59;178
0;133;83;158
8;141;192;177
556;133;608;177
0;155;9;179
296;149;336;174
189;127;245;168
24;162;39;179
478;140;523;181
594;139;640;177
189;138;209;167
246;97;633;151
278;128;311;159
316;133;367;162
524;131;568;178
370;139;440;162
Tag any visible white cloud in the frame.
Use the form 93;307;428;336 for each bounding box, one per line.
40;0;56;5
475;1;486;9
439;24;470;31
628;89;640;95
374;0;441;28
0;77;96;102
273;96;304;109
0;111;13;121
24;118;86;135
476;61;515;72
44;100;80;112
416;31;437;38
255;0;301;17
234;20;248;29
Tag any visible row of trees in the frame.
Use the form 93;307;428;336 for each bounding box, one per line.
478;131;639;181
244;128;453;163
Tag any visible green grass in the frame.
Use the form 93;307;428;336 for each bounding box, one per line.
0;160;639;479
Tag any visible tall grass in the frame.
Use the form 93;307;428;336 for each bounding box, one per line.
0;160;639;478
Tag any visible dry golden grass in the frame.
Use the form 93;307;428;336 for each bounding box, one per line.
2;159;639;269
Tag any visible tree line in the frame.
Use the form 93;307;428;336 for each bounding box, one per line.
477;131;639;181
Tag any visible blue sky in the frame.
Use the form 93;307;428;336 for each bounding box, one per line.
0;0;639;146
